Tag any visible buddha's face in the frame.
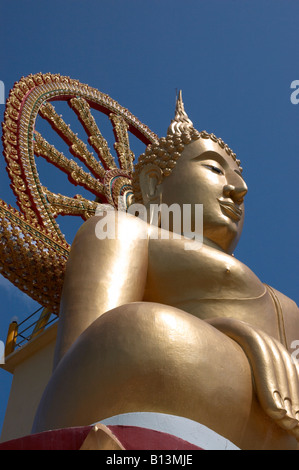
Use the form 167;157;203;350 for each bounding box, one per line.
156;138;248;254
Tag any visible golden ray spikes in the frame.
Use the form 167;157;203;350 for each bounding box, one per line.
2;126;37;220
38;102;105;180
34;131;105;199
0;199;69;314
109;113;135;174
69;97;117;170
42;188;98;220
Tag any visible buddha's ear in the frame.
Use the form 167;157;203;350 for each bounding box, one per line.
139;164;163;206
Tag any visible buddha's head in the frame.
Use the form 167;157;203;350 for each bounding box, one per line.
132;91;248;254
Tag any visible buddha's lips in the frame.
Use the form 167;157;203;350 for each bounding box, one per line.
217;198;243;221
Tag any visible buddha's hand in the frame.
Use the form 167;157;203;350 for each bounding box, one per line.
207;317;299;441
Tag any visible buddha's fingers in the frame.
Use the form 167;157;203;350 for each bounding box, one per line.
270;338;299;438
206;318;286;420
276;340;299;408
208;317;299;440
266;337;297;421
214;318;299;442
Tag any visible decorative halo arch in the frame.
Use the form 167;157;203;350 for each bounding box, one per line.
0;73;159;312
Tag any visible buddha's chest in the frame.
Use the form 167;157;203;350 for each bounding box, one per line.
143;239;281;340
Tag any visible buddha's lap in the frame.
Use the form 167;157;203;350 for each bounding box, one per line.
33;302;254;435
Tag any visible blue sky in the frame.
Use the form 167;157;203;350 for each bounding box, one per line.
0;0;299;435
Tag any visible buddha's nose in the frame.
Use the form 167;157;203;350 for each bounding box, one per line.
223;184;248;204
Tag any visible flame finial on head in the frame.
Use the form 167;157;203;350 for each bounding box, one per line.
132;89;242;203
167;90;195;136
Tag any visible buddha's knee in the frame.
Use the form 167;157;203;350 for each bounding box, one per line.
33;302;253;434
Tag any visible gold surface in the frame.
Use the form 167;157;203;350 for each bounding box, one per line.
1;76;299;449
79;424;125;450
5;321;18;356
31;92;299;450
0;73;157;310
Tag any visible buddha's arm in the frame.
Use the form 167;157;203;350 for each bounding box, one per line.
53;211;149;367
207;317;299;440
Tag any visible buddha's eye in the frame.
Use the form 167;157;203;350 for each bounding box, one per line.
202;164;224;175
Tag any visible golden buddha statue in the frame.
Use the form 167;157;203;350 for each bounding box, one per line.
31;91;299;450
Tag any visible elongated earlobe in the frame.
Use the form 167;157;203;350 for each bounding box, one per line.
139;164;163;206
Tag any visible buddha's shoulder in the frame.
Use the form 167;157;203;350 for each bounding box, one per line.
75;210;149;242
265;285;299;345
265;284;299;316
